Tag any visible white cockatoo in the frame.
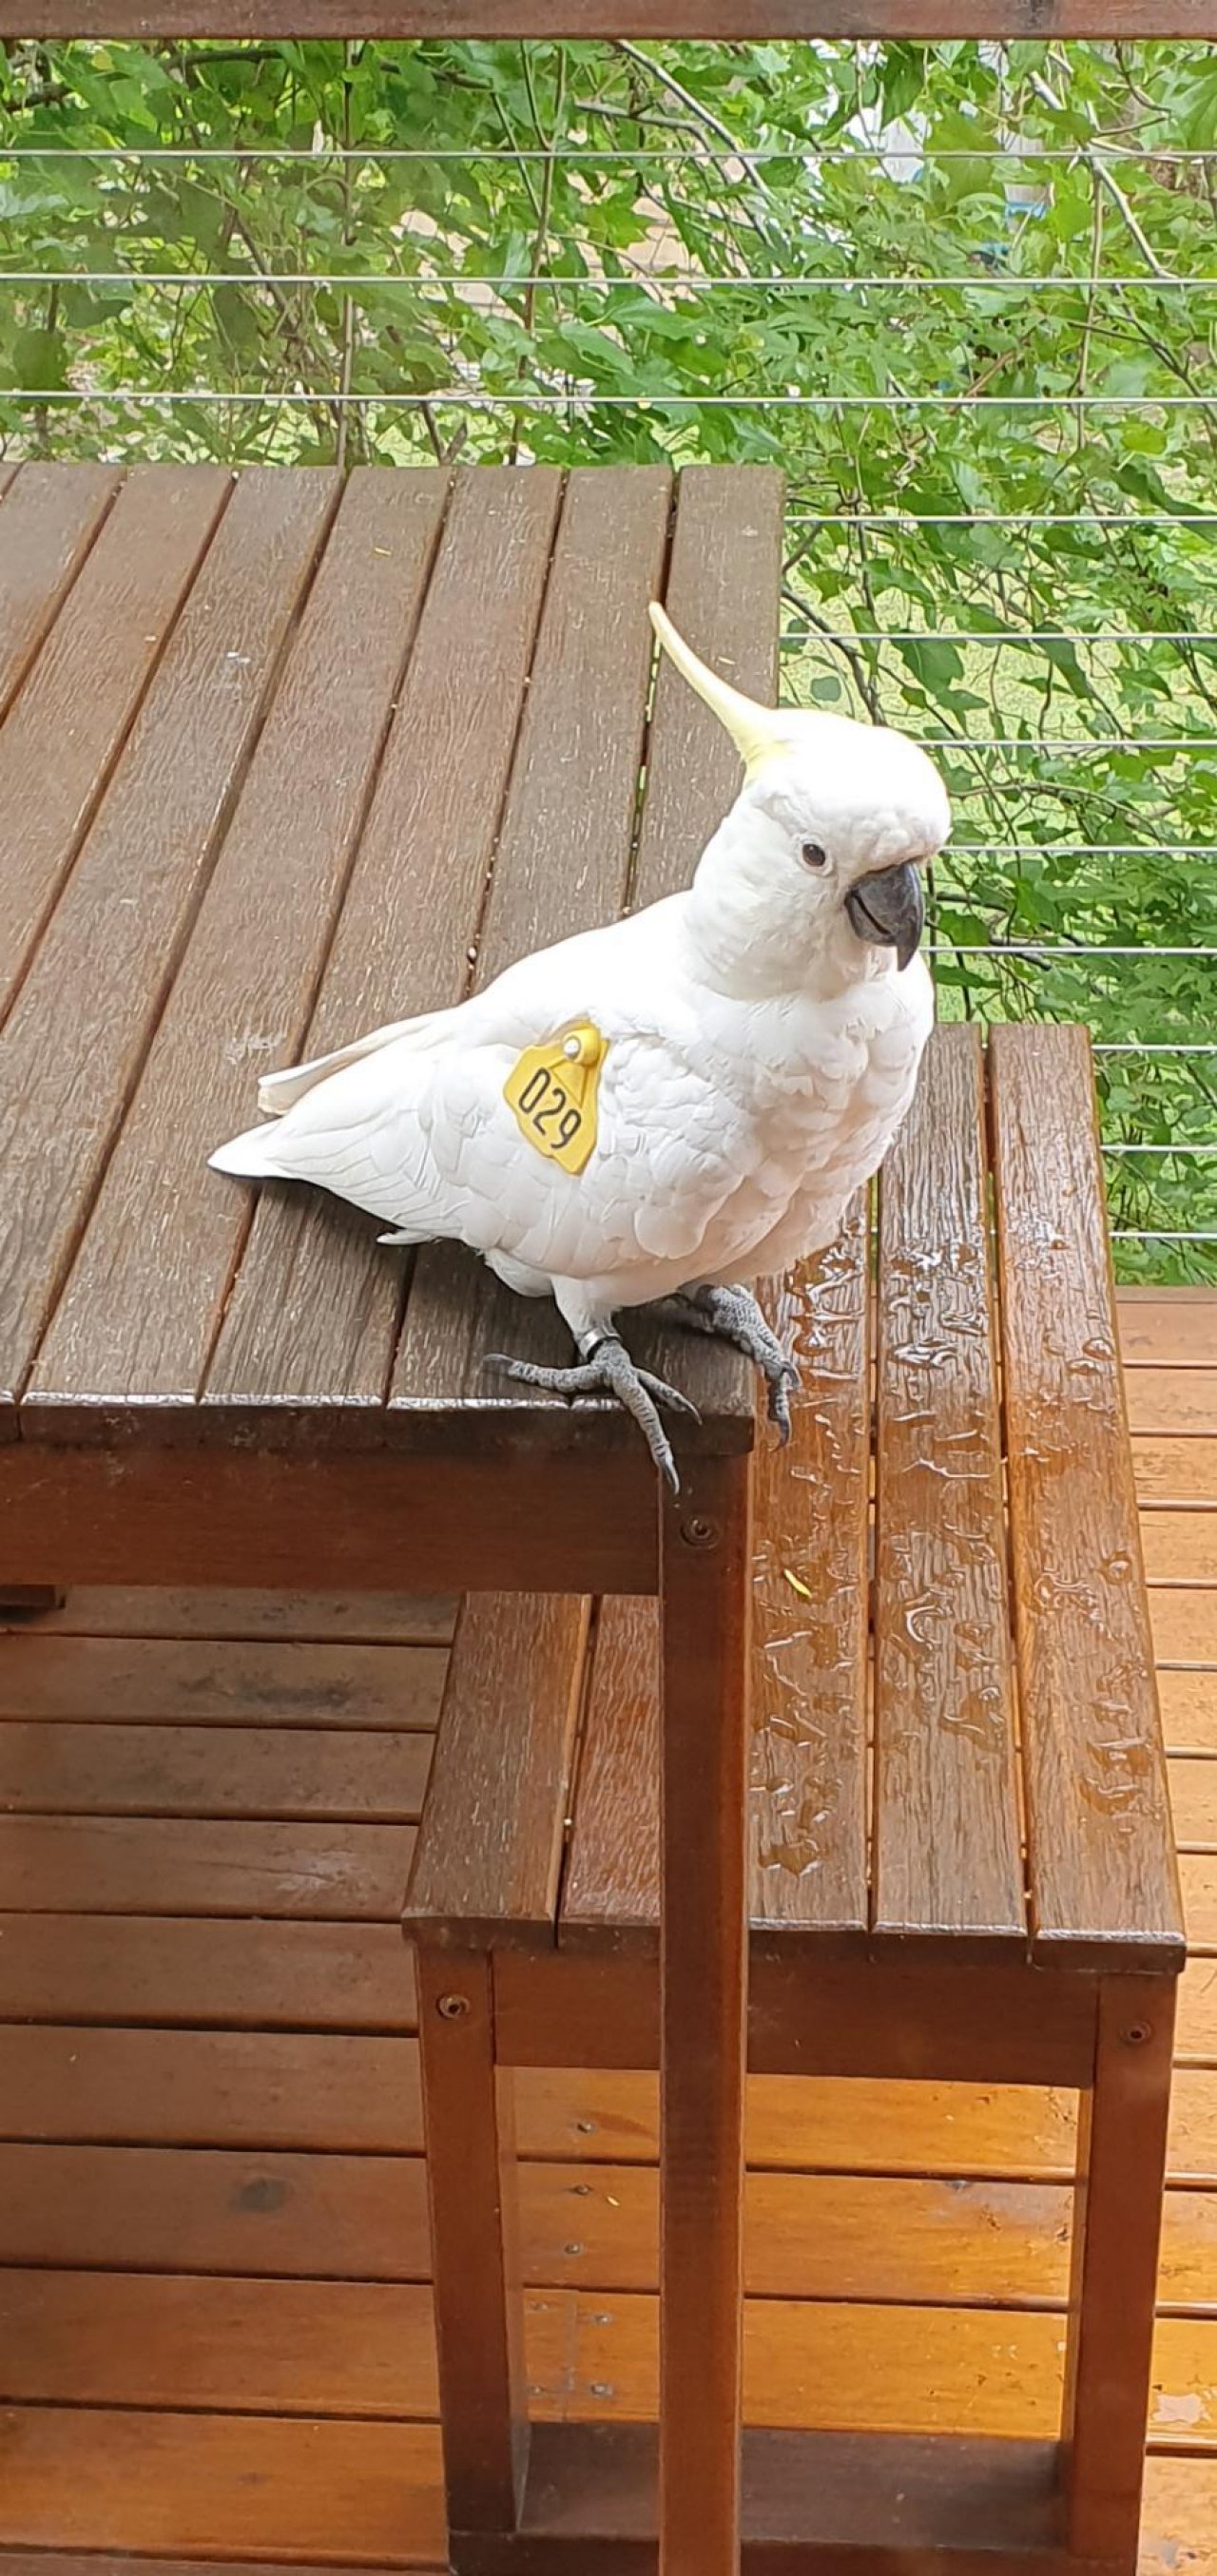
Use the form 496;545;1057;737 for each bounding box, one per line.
211;606;950;1488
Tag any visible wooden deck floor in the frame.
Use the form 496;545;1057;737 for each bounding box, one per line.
0;1287;1214;2571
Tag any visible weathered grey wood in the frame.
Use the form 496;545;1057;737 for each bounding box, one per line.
208;464;561;1414
0;463;120;726
0;468;338;1422
1;0;1207;38
30;469;447;1423
0;467;230;1029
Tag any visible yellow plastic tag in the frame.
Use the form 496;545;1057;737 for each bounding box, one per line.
504;1021;607;1176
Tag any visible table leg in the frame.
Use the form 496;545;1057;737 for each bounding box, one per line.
659;1451;753;2576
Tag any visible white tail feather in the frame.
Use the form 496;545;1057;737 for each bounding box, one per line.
257;1014;422;1117
208;1125;285;1180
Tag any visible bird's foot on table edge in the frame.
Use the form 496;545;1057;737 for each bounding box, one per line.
482;1336;698;1493
660;1284;801;1444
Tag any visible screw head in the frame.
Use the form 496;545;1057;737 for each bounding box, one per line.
436;1992;471;2021
680;1513;720;1550
1120;2021;1152;2047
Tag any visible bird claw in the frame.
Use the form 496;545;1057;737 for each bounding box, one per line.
482;1337;697;1493
663;1284;801;1446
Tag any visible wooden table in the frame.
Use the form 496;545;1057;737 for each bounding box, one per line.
0;456;785;2576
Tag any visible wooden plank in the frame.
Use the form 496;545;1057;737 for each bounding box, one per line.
1135;1440;1217;1503
1143;1515;1217;1584
0;1633;446;1727
390;464;671;1414
0;2141;430;2278
406;1595;589;1943
0;1914;416;2030
562;1596;659;1945
0;465;231;1024
3;0;1214;39
209;464;562;1415
0;2028;1085;2172
0;467;339;1417
0;2410;447;2564
1154;1592;1217;1666
0;2143;1076;2306
875;1026;1022;1948
0;1816;415;1916
1179;1855;1217;1948
1169;1764;1217;1851
1121;1300;1217;1371
1175;1953;1217;2060
0;1722;432;1818
30;469;448;1426
990;1023;1184;1968
0;1437;660;1595
1127;1373;1217;1436
0;1586;456;1644
751;1199;870;1938
0;462;120;724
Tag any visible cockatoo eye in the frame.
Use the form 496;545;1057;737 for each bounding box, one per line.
800;840;828;871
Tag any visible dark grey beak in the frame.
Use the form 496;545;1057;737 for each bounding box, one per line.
844;860;924;972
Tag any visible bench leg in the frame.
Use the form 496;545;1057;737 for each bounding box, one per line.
659;1453;753;2576
415;1943;529;2553
1063;1973;1176;2569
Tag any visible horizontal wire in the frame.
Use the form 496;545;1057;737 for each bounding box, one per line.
1110;1229;1217;1240
949;841;1217;853
922;738;1217;752
1093;1043;1217;1054
0;142;1214;163
1105;1144;1217;1156
929;946;1217;958
784;629;1217;646
1;267;1211;291
4;386;1216;410
786;519;1217;543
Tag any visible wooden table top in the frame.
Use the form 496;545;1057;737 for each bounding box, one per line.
0;459;784;1465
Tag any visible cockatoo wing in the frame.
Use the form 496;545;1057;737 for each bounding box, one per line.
256;1010;439;1116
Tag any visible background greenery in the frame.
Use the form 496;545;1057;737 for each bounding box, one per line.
1;34;1214;1274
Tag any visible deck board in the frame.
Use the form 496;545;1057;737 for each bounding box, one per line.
0;1291;1213;2553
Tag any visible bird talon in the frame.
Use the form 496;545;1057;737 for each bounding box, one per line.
482;1336;690;1490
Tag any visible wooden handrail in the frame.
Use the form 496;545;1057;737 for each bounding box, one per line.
0;3;1212;39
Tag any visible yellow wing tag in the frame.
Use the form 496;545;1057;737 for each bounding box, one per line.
504;1021;607;1176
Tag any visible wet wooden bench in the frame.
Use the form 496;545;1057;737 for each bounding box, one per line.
406;1017;1186;2576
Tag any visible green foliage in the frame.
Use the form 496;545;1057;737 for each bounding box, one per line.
0;34;1214;1274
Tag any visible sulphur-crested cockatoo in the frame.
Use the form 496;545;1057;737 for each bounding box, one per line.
211;606;949;1488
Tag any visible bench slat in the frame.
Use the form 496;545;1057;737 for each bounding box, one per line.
30;469;446;1422
751;1203;871;1940
0;466;230;1028
0;468;338;1422
990;1022;1185;1969
0;462;121;725
874;1024;1024;1948
208;464;560;1415
405;1595;589;1946
561;1596;659;1946
390;464;672;1412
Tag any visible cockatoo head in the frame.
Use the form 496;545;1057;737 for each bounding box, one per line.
650;604;950;994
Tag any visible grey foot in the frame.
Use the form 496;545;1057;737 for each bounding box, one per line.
483;1335;698;1493
664;1284;800;1443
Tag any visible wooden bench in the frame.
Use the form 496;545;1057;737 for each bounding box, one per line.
406;1017;1186;2576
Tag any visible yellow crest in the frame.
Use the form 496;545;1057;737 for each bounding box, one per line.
504;1021;607;1176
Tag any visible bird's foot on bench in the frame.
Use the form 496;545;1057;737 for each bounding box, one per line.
483;1336;698;1493
661;1284;800;1443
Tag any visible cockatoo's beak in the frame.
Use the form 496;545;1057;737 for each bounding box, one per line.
649;602;788;781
